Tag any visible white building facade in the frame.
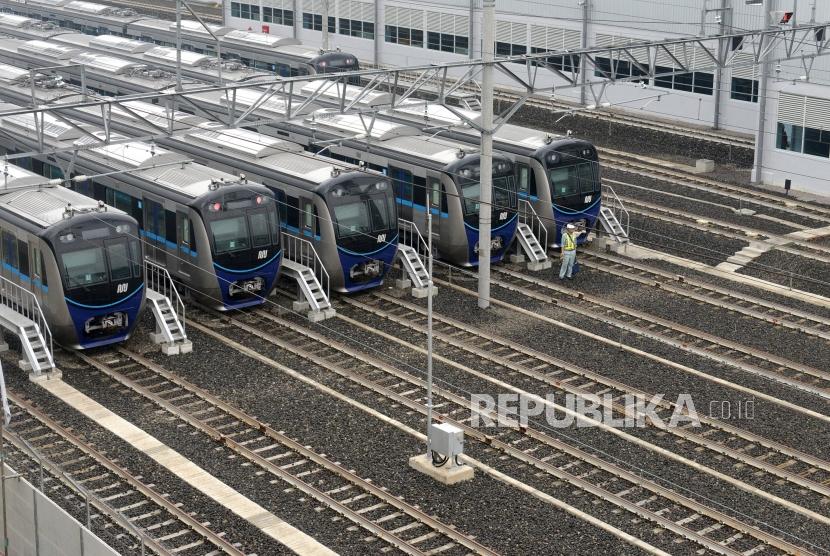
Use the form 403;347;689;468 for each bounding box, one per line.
224;0;830;195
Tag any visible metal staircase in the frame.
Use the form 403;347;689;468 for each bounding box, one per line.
397;219;435;298
0;275;54;375
599;185;630;244
146;260;190;355
513;200;551;271
281;234;334;321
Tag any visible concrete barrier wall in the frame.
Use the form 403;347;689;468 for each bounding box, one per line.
0;464;118;556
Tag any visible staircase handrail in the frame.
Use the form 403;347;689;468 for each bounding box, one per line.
145;259;185;335
398;219;430;260
0;274;52;363
282;233;330;302
602;183;629;239
518;199;548;250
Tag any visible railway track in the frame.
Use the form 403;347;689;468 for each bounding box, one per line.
337;294;830;511
4;391;246;556
76;347;496;556
601;149;830;224
617;194;830;265
579;250;830;341
189;304;820;555
468;264;830;403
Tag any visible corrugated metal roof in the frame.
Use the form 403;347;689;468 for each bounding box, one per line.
171;20;233;36
88;141;188;170
301;80;392;107
382;135;474;164
145;46;209;67
89;34;154;54
260;152;345;184
189;125;302;159
309;110;420;141
23;40;78;59
71;52;145;75
2;112;84;141
0;13;35;28
224;29;299;48
0;63;32;84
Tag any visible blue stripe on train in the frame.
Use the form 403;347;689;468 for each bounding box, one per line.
553;197;602;245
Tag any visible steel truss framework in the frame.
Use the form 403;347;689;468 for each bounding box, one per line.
1;20;830;159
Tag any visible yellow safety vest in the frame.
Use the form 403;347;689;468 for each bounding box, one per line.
563;232;576;251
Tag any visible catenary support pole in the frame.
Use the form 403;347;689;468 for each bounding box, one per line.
176;0;183;91
322;0;330;51
425;207;434;455
752;0;774;184
478;0;495;310
580;0;589;106
712;0;729;130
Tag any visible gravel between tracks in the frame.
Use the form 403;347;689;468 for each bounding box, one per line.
130;317;653;556
263;290;830;552
738;249;830;298
628;214;749;265
4;351;288;556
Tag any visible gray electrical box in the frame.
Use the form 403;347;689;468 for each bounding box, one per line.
429;423;465;458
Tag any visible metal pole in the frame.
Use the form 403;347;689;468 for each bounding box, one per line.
374;0;381;66
322;0;330;51
425;204;434;456
469;0;475;60
712;0;728;130
580;0;589;106
752;0;774;184
478;0;495;309
176;0;183;91
1;420;7;556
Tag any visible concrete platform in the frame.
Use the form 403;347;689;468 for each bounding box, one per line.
409;454;474;485
37;378;337;556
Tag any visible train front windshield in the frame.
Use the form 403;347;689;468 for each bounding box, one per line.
329;179;395;248
547;150;601;203
457;161;517;227
206;192;281;264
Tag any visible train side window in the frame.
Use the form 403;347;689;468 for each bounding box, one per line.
32;248;46;287
177;213;194;253
275;189;287;226
144;200;166;240
303;201;314;231
390;167;412;200
2;232;17;270
17;240;29;278
165;210;176;244
413;176;426;207
286;195;300;229
517;164;530;196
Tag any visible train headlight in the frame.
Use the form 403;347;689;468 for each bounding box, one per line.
255;195;263;205
59;233;75;243
375;181;388;191
460;168;472;178
547;153;560;164
209;202;222;212
115;225;130;234
332;187;346;197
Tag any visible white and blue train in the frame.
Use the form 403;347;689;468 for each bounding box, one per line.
0;106;283;311
231;109;519;267
387;103;602;247
0;162;144;349
0;2;360;77
160;123;399;293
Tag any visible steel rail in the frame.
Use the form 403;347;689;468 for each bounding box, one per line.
196;308;808;556
75;348;494;556
346;293;830;501
579;251;830;341
6;391;246;556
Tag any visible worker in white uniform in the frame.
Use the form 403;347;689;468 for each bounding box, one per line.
559;223;583;280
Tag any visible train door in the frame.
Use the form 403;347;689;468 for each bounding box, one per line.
143;198;168;267
301;198;317;240
31;245;47;306
177;212;195;278
426;173;446;243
